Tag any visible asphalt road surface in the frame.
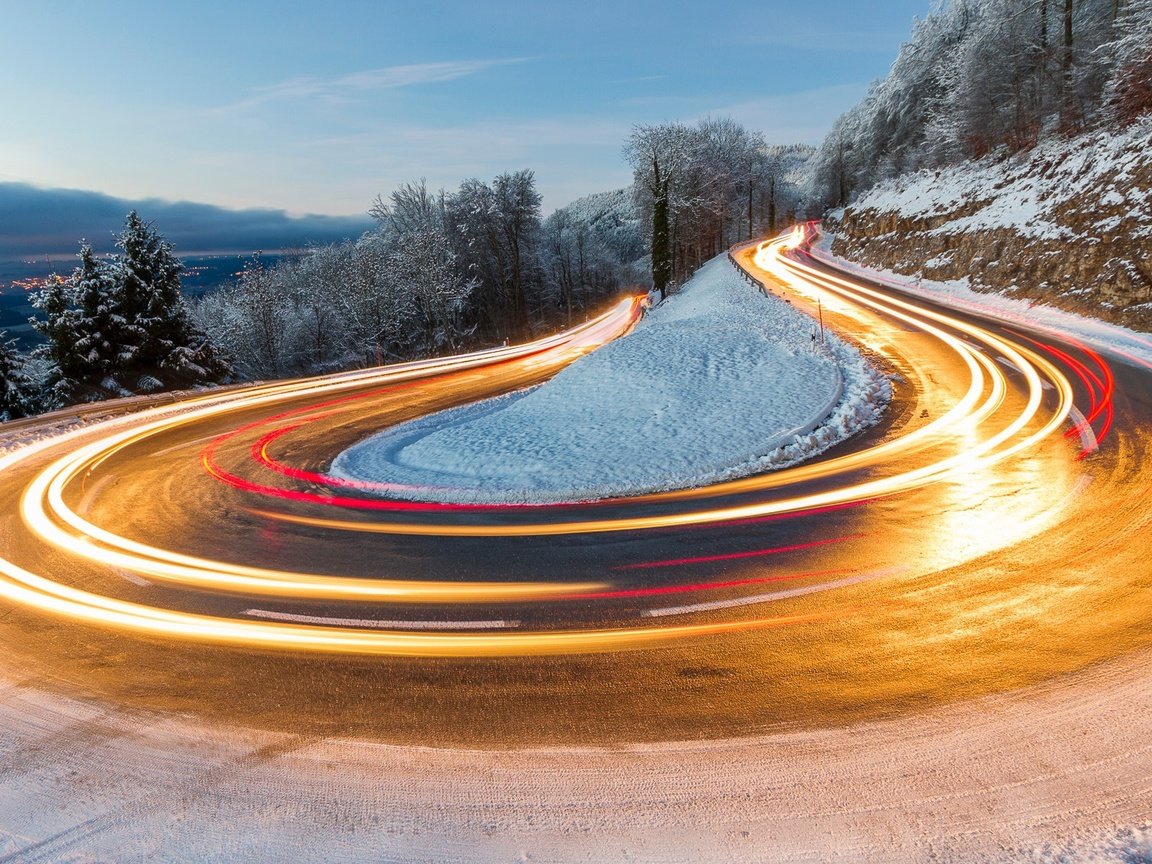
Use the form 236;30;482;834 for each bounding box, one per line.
1;233;1149;861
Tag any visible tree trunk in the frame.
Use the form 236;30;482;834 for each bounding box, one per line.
651;187;672;301
1063;0;1073;78
768;176;777;235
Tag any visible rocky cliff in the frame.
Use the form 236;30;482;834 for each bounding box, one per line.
830;117;1152;331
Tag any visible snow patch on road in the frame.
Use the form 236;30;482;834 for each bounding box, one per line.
332;254;891;503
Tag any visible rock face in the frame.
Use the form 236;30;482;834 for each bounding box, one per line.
831;117;1152;331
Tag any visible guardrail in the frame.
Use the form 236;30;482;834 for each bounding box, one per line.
726;238;791;305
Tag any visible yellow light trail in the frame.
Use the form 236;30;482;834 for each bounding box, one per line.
0;237;1086;655
246;234;1076;537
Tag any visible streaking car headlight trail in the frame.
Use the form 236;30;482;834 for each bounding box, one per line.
0;231;1116;656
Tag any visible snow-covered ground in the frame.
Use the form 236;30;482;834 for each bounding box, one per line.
844;115;1152;243
332;254;891;503
812;232;1152;369
2;650;1152;863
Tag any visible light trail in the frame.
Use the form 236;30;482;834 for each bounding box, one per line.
0;231;1109;656
245;233;1077;537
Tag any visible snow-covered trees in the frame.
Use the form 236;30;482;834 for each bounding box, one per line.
626;119;811;294
71;244;122;380
28;274;83;406
810;0;1152;208
0;333;33;420
445;170;543;338
541;188;646;323
1108;0;1152;122
27;212;231;408
625;122;696;299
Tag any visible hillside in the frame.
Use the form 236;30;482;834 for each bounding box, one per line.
829;117;1152;330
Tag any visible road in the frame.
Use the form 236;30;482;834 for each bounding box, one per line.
0;231;1150;861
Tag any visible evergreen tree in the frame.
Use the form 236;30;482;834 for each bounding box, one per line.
71;244;122;380
29;273;83;406
0;333;32;421
28;213;232;407
110;211;232;388
116;211;190;370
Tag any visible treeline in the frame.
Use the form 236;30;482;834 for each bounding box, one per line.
810;0;1152;207
2;115;811;419
195;117;811;382
194;171;646;380
1;212;230;420
625;118;811;298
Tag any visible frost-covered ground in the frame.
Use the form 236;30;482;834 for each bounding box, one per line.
846;115;1152;242
3;652;1152;863
831;116;1152;329
333;254;891;503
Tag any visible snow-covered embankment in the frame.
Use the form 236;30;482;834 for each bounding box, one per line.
332;254;891;503
831;116;1152;330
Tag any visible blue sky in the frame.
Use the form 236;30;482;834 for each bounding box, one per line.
0;1;931;216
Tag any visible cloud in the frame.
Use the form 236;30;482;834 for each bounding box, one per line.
0;182;374;259
223;59;530;111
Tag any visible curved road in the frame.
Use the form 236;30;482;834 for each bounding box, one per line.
1;231;1150;861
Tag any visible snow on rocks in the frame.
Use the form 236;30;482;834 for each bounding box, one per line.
845;115;1152;242
331;254;891;503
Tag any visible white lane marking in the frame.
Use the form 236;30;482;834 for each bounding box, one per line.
1068;405;1099;454
643;569;901;618
115;569;152;587
997;356;1053;390
76;476;114;516
244;608;517;630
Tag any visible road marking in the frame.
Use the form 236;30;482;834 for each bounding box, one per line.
643;569;901;617
998;356;1053;390
115;570;152;588
243;608;517;630
1068;405;1099;455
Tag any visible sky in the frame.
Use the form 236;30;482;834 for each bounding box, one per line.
0;0;932;225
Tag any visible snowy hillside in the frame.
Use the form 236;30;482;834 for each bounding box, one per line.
551;187;646;267
332;255;890;503
830;116;1152;330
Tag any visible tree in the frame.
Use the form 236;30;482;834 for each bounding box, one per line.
1107;0;1152;122
388;223;472;351
0;334;32;420
625;123;694;300
30;213;231;405
29;273;83;406
446;170;542;339
71;244;122;379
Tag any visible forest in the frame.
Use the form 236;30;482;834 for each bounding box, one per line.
808;0;1152;207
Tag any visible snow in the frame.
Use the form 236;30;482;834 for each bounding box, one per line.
3;650;1152;863
849;115;1152;241
332;254;891;503
811;232;1152;369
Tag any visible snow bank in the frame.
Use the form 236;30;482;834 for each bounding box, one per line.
332;255;891;503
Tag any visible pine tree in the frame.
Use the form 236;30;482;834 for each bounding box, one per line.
0;333;32;421
29;273;83;405
112;211;232;388
71;244;122;380
27;214;233;408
